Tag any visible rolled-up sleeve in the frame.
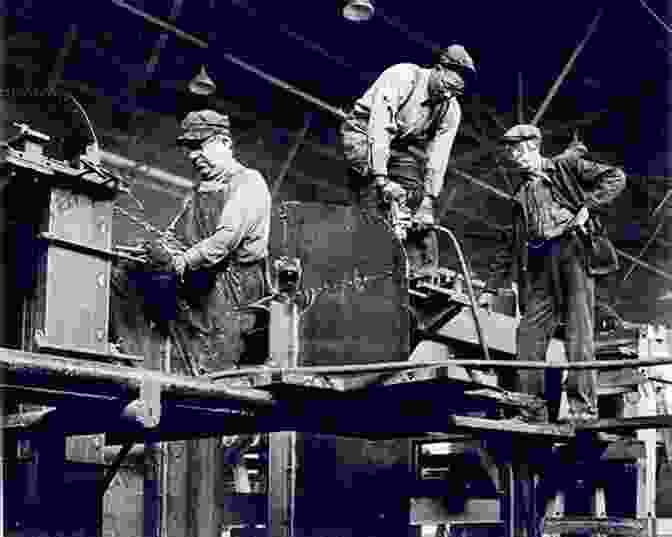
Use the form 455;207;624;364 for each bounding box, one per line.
424;97;461;197
183;184;253;270
366;66;414;177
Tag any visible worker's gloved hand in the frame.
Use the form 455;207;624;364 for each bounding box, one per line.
414;195;438;229
571;206;590;232
143;239;174;269
376;176;406;203
172;253;187;279
144;239;186;278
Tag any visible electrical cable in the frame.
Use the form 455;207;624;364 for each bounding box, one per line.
64;92;99;153
434;225;491;362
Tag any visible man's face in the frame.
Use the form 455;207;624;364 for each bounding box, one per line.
427;66;465;103
183;135;234;180
503;139;542;172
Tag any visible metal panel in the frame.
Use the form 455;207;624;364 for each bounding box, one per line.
48;187;113;251
436;307;567;362
269;202;410;366
42;246;110;352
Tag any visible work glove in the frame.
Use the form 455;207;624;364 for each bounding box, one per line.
571;206;590;232
414;195;438;229
144;239;187;277
375;175;406;203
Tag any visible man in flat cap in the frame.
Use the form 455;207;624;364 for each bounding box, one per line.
488;124;626;424
340;44;475;273
146;109;272;372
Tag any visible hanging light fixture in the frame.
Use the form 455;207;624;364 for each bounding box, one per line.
188;65;217;96
342;0;375;22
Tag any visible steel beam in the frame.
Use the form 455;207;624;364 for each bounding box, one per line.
532;9;603;125
271;112;312;200
0;346;275;408
48;23;78;91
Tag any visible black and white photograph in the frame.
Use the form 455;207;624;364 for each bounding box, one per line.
1;1;671;536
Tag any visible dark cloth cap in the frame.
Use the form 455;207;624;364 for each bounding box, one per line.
437;44;476;73
177;110;231;143
501;124;542;144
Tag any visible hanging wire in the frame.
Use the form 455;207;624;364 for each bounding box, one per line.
65;92;99;152
639;0;672;34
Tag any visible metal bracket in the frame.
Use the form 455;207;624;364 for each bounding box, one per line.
122;373;162;429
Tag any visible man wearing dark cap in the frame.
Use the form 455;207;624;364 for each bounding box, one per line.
147;109;271;372
340;44;475;272
489;124;626;424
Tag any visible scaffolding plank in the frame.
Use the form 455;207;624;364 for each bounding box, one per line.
0;345;275;408
449;416;574;438
577;415;672;432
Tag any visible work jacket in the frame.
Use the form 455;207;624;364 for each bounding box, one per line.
346;63;462;198
489;154;626;313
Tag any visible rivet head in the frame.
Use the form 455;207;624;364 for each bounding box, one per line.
96;328;105;341
97;273;106;287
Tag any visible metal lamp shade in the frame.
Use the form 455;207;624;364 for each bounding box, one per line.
342;0;374;22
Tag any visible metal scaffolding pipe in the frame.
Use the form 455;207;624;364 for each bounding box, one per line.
100;150;193;192
208;355;672;380
532;9;603;125
0;346;275;407
111;0;348;120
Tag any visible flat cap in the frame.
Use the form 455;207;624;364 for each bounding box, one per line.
501;124;542;144
176;109;231;143
437;44;476;73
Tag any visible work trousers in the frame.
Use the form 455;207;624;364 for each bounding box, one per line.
340;118;438;273
516;234;597;419
174;260;269;373
349;171;439;273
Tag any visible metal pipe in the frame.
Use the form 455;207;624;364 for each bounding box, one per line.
272;112;312;200
159;335;171;537
517;71;525;124
616;249;672;283
208;355;672;380
622;217;666;282
435;225;491;362
532;9;603;125
111;0;348;120
622;187;672;282
0;346;275;407
100;150;193;191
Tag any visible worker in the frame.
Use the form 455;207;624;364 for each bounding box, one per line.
144;109;272;373
487;124;626;424
340;44;475;273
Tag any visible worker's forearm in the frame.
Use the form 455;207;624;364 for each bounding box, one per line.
183;226;235;269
